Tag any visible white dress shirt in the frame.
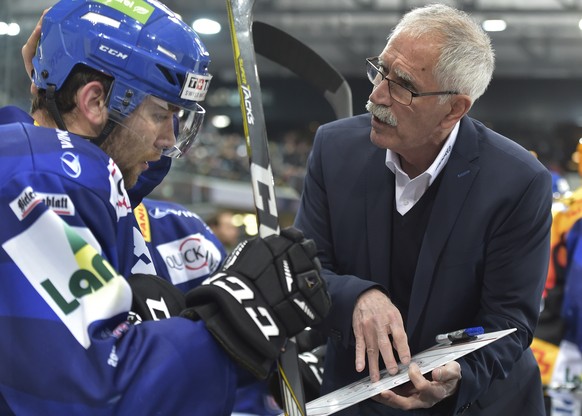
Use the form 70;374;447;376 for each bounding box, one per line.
385;122;460;215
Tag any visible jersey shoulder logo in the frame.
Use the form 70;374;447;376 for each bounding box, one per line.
61;151;82;178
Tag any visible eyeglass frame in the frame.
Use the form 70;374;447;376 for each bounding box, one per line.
366;56;459;106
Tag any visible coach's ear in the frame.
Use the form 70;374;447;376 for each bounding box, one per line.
441;94;471;130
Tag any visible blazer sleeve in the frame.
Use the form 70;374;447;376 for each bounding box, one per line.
295;118;382;348
453;163;552;411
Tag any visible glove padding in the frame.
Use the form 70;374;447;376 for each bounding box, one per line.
180;227;331;379
127;274;186;322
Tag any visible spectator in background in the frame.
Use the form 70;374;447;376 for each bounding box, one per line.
207;210;242;253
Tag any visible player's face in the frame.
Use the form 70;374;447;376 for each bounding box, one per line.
101;96;177;189
367;33;453;162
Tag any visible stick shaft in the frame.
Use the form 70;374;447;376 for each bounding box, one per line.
226;0;279;238
226;1;306;414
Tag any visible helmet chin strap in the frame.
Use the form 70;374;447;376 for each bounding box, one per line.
91;119;117;147
45;84;116;147
45;85;68;131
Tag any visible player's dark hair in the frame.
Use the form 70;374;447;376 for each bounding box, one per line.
31;64;113;115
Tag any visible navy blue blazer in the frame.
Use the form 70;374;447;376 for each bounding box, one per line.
295;113;552;415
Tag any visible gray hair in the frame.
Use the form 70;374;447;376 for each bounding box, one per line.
388;3;495;104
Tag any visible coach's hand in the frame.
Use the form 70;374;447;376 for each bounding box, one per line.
181;227;331;379
373;362;461;410
353;288;411;381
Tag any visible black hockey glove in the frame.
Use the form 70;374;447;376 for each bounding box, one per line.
269;344;327;405
180;227;331;379
127;274;186;323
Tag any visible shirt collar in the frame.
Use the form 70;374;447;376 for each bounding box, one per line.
385;121;460;184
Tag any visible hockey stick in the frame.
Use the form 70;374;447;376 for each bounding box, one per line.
252;21;353;120
226;1;306;415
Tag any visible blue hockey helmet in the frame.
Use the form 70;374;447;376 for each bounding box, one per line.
32;0;212;157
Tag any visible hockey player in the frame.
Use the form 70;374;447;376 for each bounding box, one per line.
15;8;320;414
0;1;330;414
0;105;283;414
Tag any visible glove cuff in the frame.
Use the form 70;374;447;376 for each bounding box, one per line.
127;274;185;321
181;271;288;379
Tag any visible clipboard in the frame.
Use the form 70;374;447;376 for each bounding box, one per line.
298;328;517;416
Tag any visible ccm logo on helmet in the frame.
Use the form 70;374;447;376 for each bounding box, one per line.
98;45;129;60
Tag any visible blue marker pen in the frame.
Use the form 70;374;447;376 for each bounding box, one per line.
435;327;484;344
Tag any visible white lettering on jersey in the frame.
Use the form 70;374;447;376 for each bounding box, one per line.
145;297;171;321
107;346;119;367
148;206;199;220
107;159;131;219
55;129;74;149
131;227;156;275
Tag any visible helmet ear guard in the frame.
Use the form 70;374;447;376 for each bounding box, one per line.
33;0;212;157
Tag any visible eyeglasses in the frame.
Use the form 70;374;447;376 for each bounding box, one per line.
366;56;459;106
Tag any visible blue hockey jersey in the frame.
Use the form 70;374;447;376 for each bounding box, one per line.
133;200;282;415
134;199;226;293
0;107;238;415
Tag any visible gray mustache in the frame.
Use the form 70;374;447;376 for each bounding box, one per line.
366;100;398;126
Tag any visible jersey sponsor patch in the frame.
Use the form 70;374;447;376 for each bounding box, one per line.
37;192;75;216
9;186;43;220
134;203;151;242
2;210;132;348
156;233;222;285
10;188;76;220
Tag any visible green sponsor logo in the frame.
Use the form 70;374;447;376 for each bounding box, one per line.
95;0;155;24
40;223;119;315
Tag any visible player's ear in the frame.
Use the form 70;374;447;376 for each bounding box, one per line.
76;81;108;127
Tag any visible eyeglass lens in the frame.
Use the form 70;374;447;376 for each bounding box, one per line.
366;60;412;105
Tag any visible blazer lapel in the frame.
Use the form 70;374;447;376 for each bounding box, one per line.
366;147;394;285
407;117;480;335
